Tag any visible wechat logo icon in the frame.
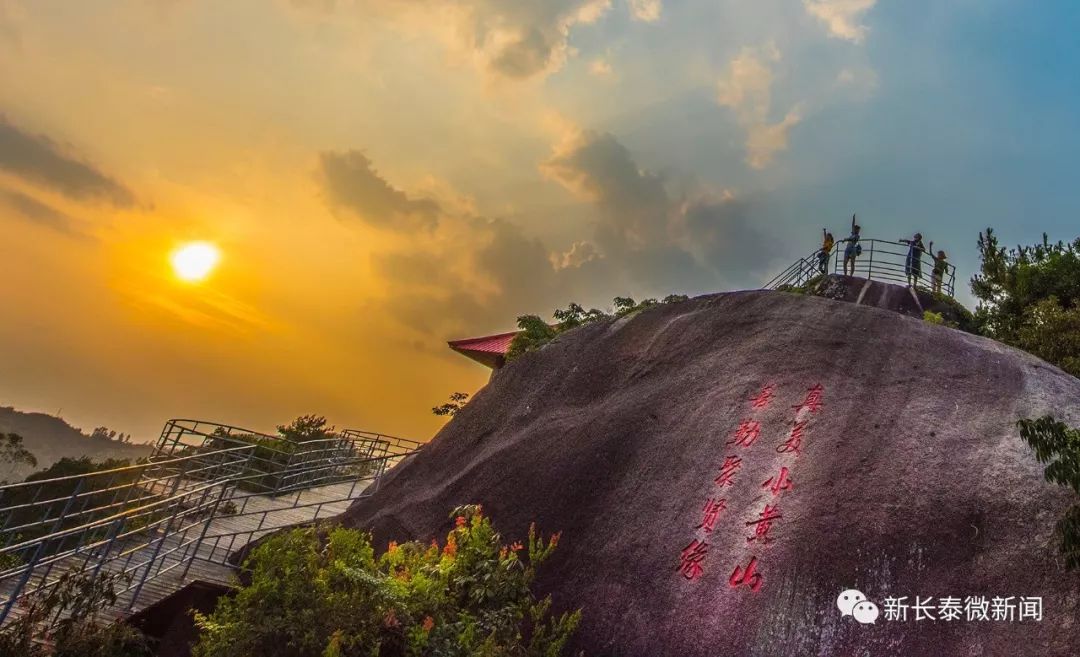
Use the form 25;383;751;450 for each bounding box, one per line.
837;589;880;625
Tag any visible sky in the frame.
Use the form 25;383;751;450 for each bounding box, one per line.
2;0;1079;443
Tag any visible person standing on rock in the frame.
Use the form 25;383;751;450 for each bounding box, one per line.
841;220;862;276
818;230;835;274
930;244;948;295
900;232;927;287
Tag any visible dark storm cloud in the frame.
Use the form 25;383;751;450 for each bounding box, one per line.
543;129;771;290
682;194;768;279
543;131;669;249
0;116;136;208
373;216;563;339
317;150;440;231
489;27;555;78
352;136;772;344
2;189;78;234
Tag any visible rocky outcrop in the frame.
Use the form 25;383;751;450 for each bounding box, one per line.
341;288;1080;656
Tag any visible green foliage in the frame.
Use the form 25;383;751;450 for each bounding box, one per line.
0;433;37;484
551;303;606;330
1015;297;1080;377
0;568;151;657
506;315;560;361
923;311;945;325
507;294;689;361
433;392;470;417
1;457;142;560
206;416;373;495
1018;416;1080;569
193;506;581;657
277;415;337;443
972;228;1080;374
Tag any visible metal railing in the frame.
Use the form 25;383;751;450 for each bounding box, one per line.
0;419;423;625
764;238;957;297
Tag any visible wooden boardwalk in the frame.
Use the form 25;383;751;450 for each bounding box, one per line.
1;479;367;622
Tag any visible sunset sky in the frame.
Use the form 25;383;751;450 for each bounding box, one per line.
2;0;1079;442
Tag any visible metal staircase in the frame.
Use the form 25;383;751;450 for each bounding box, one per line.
0;419;422;624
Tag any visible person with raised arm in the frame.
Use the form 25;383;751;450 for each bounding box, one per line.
840;215;862;277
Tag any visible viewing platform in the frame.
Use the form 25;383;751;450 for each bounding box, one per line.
765;238;958;297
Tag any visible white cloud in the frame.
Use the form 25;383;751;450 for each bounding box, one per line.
294;0;615;80
627;0;662;22
716;43;802;170
835;65;879;98
556;240;601;268
803;0;876;44
745;105;803;170
589;56;614;76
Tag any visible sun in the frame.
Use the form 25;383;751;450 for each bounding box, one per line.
170;242;221;282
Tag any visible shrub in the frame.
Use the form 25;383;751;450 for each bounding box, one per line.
923;311;945;325
204;416;373;495
507;294;689;361
0;568;152;657
1018;416;1080;569
193;505;581;657
506;315;560;361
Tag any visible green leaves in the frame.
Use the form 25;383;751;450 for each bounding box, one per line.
432;393;470;417
0;568;150;657
507;294;689;362
1018;416;1080;569
193;507;581;657
972;228;1080;375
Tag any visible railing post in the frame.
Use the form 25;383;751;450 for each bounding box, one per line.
90;516;126;579
181;484;228;579
0;547;42;623
126;495;183;611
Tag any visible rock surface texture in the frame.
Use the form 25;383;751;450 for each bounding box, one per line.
341;288;1080;656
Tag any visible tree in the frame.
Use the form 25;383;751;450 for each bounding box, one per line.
432;392;470;417
193;505;580;657
0;568;151;657
1017;417;1080;569
506;315;559;360
0;433;37;483
971;228;1080;376
277;415;336;443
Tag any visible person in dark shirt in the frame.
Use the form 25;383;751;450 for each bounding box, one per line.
900;232;927;288
930;245;948;295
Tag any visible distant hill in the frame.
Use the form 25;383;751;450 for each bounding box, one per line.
0;406;153;483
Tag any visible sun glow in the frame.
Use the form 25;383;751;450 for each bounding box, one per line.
170;242;221;282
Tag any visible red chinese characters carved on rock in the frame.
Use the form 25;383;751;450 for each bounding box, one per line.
762;466;793;497
792;384;825;415
714;455;743;487
729;556;763;592
749;384;776;410
727;419;762;448
678;539;709;580
745;504;783;544
776;420;806;455
697;498;727;533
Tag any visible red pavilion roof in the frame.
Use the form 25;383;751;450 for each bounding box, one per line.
448;330;519;368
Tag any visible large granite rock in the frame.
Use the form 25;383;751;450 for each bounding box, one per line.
341;288;1080;656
